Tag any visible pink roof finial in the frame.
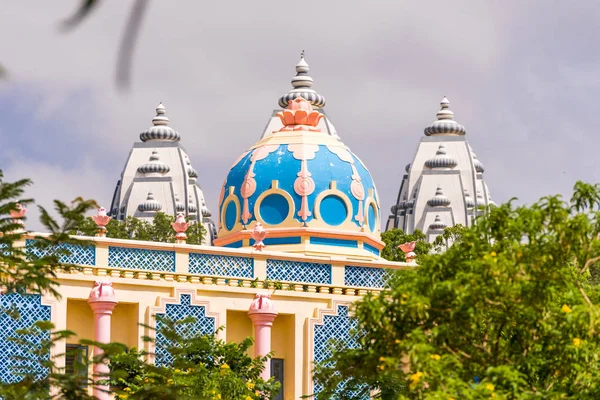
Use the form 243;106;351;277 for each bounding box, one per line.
92;207;112;237
9;203;27;219
276;97;324;132
9;203;27;228
248;292;276;313
251;222;269;251
171;213;190;243
398;241;417;263
88;281;117;304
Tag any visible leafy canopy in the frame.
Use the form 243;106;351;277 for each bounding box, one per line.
0;170;277;399
314;181;600;399
72;212;205;245
380;229;432;263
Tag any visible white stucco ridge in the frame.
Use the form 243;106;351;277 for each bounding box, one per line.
386;97;494;243
108;103;217;245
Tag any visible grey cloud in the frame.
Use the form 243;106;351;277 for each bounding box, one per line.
1;0;600;231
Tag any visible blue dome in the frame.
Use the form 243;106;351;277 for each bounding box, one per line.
215;97;382;258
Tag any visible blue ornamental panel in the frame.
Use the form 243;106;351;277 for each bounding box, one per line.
266;259;331;284
0;242;8;256
154;293;216;366
0;293;51;383
108;246;175;271
344;266;387;288
26;239;95;266
313;305;368;399
189;253;254;278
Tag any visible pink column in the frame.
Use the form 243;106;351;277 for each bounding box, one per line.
87;281;118;400
248;293;278;380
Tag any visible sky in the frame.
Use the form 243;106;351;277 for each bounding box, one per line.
1;0;600;231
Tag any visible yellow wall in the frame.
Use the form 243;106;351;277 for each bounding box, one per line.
66;299;94;344
226;310;254;356
112;303;140;348
272;313;295;400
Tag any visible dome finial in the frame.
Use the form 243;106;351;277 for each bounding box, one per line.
138;149;170;175
427;185;451;207
153;102;168;125
425;144;457;169
424;96;466;136
138;190;162;212
140;102;181;142
278;52;326;108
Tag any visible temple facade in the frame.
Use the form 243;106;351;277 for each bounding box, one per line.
386;97;494;242
1;54;409;399
108;103;217;245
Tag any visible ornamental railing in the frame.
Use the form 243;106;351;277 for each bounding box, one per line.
17;233;412;291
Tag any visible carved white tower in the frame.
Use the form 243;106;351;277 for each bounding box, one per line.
386;97;494;242
109;103;216;244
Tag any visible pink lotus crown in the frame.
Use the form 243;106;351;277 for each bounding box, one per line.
172;213;190;240
276;97;324;132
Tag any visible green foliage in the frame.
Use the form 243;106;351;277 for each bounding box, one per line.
314;181;600;399
0;322;97;400
0;316;281;399
72;212;206;244
0;170;263;398
0;170;97;298
432;224;468;253
380;229;432;262
107;317;280;399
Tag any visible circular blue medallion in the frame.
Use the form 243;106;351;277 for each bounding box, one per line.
224;201;237;231
368;202;377;232
320;195;348;226
259;194;289;225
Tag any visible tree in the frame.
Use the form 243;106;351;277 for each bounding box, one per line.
0;170;97;297
380;229;432;262
107;319;279;400
0;170;276;399
72;212;206;245
0;169;100;398
313;182;600;399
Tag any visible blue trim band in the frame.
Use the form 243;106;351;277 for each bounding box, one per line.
250;237;302;246
309;237;358;248
363;242;380;256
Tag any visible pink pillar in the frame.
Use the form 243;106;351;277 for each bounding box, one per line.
88;281;118;400
248;293;278;381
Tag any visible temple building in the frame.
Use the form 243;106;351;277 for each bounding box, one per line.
1;54;408;399
215;54;383;260
386;97;494;242
108;103;217;244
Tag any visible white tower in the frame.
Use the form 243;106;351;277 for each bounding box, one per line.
386;97;494;242
109;103;216;244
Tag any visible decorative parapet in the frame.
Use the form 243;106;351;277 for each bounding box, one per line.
25;239;96;266
19;233;414;294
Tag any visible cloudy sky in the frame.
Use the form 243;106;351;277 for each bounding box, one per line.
1;1;599;230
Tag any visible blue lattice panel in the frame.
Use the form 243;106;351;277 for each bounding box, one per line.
0;293;51;383
108;246;175;272
313;305;368;399
266;259;332;284
25;239;95;266
154;294;216;366
189;253;254;278
344;265;388;288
